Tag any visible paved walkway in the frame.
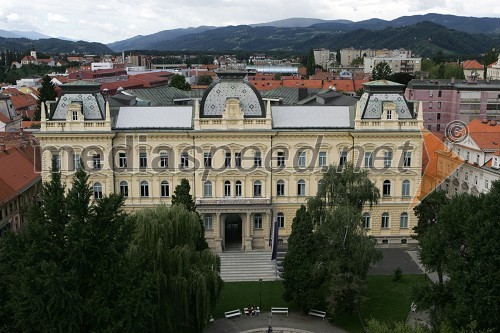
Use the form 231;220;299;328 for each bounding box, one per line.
205;312;348;333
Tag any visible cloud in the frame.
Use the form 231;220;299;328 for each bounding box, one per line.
6;13;20;22
48;13;68;23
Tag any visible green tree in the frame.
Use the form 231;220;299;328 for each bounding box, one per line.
170;73;191;91
172;178;208;251
127;205;223;333
197;74;213;85
371;61;392;80
306;163;381;327
0;162;134;332
443;63;465;79
34;75;57;120
306;48;315;76
412;190;449;239
351;56;364;66
336;49;341;64
432;50;446;65
415;182;500;331
366;319;430;333
282;205;321;312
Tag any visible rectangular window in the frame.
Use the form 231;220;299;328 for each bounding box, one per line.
120;182;128;197
235;181;242;197
485;179;489;189
235;152;241;167
119;152;127;168
72;110;78;121
400;214;408;228
427;124;432;131
298;151;306;167
92;154;101;170
464;172;469;181
437;113;441;120
225;152;231;167
254;214;263;229
318;152;327;167
73;153;80;171
339;150;348;166
254;151;262;167
476;154;480;164
277;181;285;196
139;152;147;168
204;152;212;168
364;152;372;168
160;152;168;168
429;102;432;109
404;151;412;168
438;90;442;97
386;109;392;120
384;151;392;167
277;214;285;228
277;151;285;167
204;214;213;230
181;152;189;168
436;124;441;131
381;215;390;228
437;102;441;109
53;154;61;171
429;90;433;97
363;214;371;229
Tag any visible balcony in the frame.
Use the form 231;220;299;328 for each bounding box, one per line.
196;197;272;206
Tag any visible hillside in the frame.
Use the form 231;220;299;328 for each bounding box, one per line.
107;13;500;53
126;22;499;57
0;37;113;54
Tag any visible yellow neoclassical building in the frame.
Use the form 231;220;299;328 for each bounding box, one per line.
36;73;423;251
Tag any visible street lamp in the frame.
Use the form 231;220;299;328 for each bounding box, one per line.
259;278;263;310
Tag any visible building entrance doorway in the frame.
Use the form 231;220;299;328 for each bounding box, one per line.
224;214;242;251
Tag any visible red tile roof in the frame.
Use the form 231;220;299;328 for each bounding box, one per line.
0;144;40;205
0;113;10;124
462;60;483;70
467;118;500;151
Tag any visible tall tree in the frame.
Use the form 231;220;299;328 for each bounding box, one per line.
0;163;134;332
415;181;500;332
302;163;381;327
282;205;321;313
412;189;449;239
172;178;208;250
306;48;315;76
34;75;57;120
127;205;223;333
371;61;392;80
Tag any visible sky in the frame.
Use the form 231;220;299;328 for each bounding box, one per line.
0;0;498;44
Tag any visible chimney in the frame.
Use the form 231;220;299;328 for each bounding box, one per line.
298;87;308;101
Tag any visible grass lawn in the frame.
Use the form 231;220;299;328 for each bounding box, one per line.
333;274;427;332
214;274;426;332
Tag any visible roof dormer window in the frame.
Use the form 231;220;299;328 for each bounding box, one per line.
386;109;392;120
72;110;78;121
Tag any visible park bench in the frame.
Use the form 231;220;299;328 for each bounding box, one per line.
308;309;327;319
271;307;288;316
224;309;242;319
243;306;260;316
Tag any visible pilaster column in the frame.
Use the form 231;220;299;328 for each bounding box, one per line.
245;212;253;251
215;212;223;252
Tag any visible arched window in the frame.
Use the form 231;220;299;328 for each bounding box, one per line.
277;180;285;196
119;181;128;197
160;151;169;168
363;213;371;229
161;181;170;197
277;212;285;228
254;213;263;229
400;212;409;228
381;212;390;228
297;179;306;196
253;180;262;197
204;181;212;198
93;182;102;199
235;180;242;197
402;180;410;197
383;180;391;196
140;181;149;197
224;180;231;197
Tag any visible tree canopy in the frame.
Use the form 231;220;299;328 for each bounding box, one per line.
34;75;57;120
170;73;191;91
197;74;213;85
371;61;392;80
282;163;381;327
414;181;500;331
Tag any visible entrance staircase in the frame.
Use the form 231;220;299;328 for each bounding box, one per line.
219;250;278;282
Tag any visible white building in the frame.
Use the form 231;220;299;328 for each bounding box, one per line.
364;56;422;75
487;55;500;80
91;62;114;71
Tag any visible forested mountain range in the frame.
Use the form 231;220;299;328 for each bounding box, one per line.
0;37;113;55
